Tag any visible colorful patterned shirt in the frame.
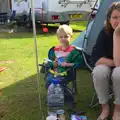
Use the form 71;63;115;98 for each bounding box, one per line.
48;45;83;73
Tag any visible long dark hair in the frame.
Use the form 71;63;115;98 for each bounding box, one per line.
105;2;120;34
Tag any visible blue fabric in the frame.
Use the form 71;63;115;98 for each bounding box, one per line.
46;72;67;83
46;72;54;83
72;31;86;49
58;57;65;65
11;10;16;18
46;69;75;88
72;20;94;51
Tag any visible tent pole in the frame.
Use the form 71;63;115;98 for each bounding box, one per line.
31;0;44;120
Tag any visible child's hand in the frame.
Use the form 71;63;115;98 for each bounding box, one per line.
53;59;58;67
54;58;58;62
60;62;74;67
60;62;68;67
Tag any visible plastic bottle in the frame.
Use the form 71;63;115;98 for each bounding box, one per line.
56;109;66;120
47;79;64;116
46;115;58;120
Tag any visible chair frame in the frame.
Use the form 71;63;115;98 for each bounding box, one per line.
81;51;114;108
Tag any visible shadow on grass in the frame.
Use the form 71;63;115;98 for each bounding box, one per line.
0;73;47;120
0;69;100;120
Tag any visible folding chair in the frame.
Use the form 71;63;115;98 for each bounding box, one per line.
89;84;113;108
39;46;81;107
80;50;114;108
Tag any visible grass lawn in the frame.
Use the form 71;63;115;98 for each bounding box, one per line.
0;22;100;120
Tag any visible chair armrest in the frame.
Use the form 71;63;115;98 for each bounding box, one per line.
38;64;46;67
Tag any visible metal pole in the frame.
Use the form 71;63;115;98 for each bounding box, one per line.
31;0;44;120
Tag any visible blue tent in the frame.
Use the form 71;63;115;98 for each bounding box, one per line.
72;0;120;56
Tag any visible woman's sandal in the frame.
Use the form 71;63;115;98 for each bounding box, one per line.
97;116;108;120
112;117;120;120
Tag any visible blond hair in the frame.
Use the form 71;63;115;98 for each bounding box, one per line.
56;24;73;36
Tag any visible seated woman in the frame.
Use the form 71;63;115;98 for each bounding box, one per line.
92;2;120;120
45;24;83;86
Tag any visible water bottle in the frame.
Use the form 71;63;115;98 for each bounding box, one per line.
47;78;64;116
46;115;58;120
56;109;66;120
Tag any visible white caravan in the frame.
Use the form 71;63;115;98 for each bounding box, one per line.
11;0;100;24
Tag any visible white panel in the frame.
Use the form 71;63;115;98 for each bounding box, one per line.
12;0;29;14
48;0;93;12
34;0;42;8
0;0;9;13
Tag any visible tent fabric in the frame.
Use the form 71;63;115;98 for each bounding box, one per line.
72;20;94;50
72;0;120;55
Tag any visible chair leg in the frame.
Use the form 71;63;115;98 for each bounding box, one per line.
64;86;76;109
89;87;113;108
74;79;77;94
89;92;99;108
72;78;77;94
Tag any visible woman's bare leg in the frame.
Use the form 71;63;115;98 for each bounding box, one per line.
112;105;120;120
112;67;120;120
99;104;110;119
92;65;111;119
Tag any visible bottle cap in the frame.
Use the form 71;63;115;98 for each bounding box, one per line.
56;109;65;115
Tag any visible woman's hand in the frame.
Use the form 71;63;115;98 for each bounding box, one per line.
114;23;120;36
95;57;115;67
113;23;120;66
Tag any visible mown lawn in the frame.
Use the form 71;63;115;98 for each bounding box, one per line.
0;22;100;120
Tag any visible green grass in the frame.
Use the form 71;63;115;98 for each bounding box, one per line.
0;22;100;120
48;21;87;31
70;21;88;31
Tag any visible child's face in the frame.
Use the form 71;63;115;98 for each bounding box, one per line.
57;31;72;45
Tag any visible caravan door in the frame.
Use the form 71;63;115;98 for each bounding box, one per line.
12;0;29;15
34;0;44;21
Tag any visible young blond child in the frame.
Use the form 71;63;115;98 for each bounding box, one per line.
46;24;83;86
53;24;75;68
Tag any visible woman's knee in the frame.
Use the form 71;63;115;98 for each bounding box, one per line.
92;65;111;81
112;67;120;83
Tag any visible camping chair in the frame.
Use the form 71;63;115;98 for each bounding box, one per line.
39;46;80;107
72;0;119;108
80;50;113;108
